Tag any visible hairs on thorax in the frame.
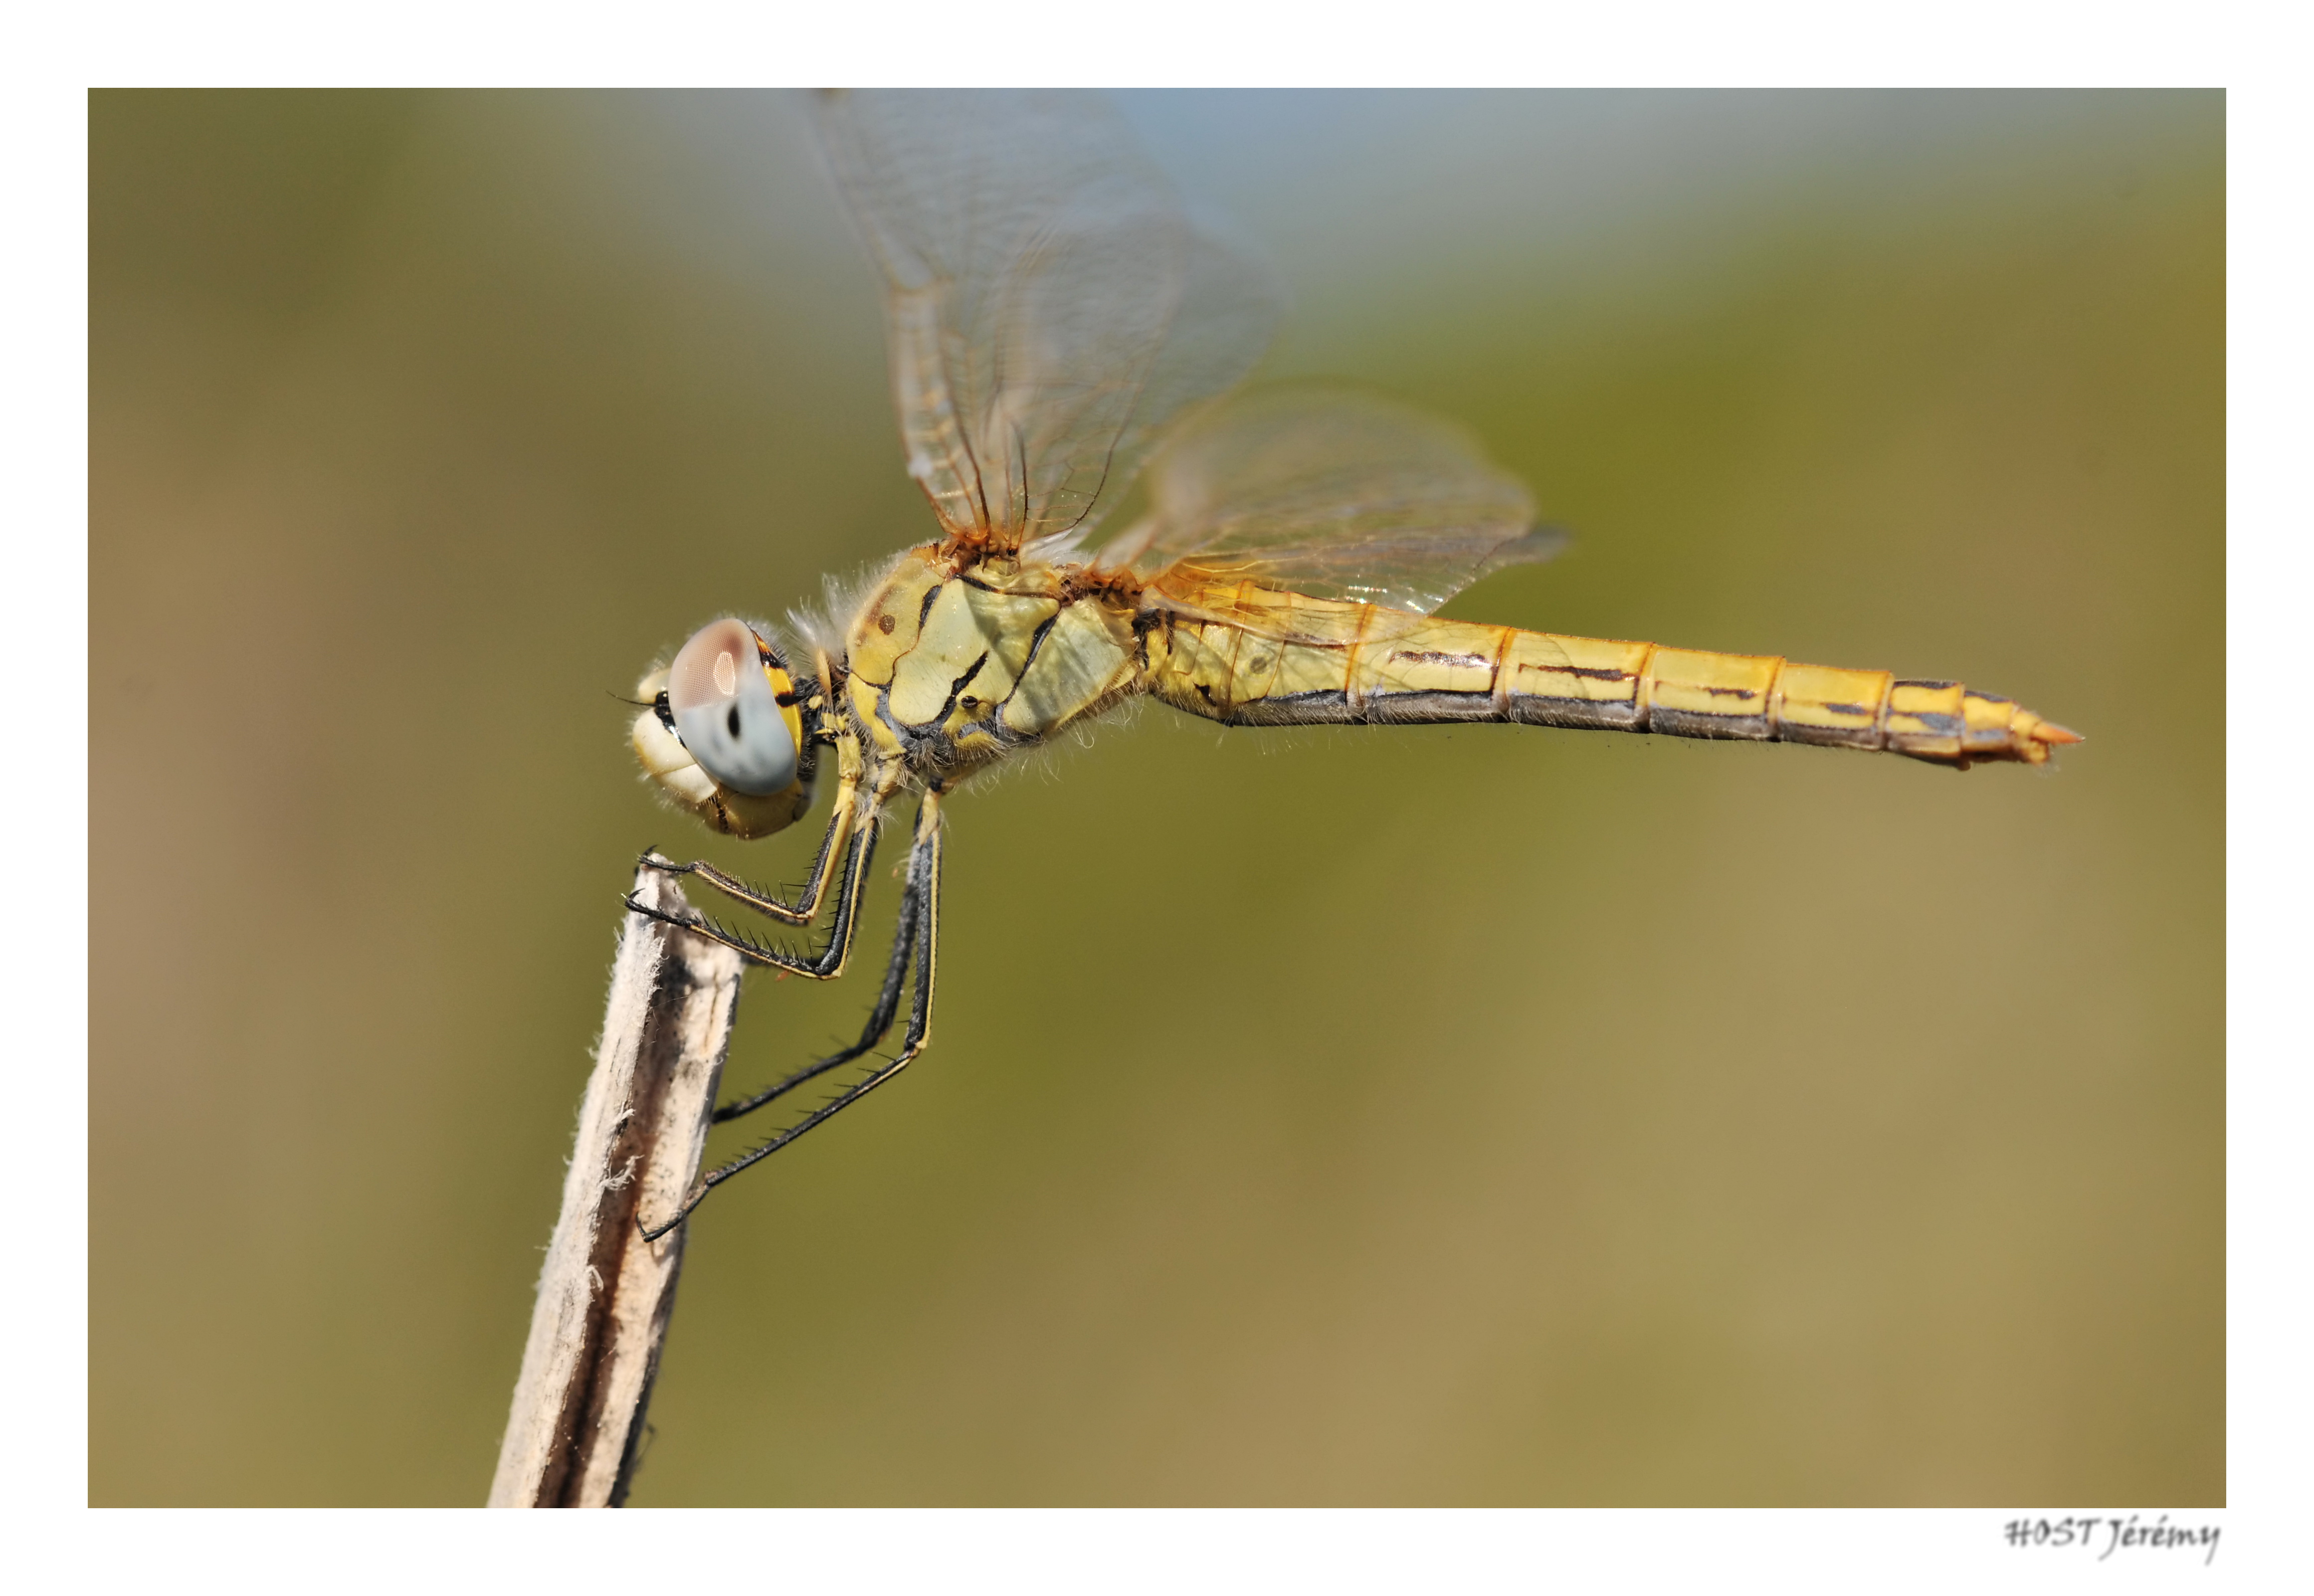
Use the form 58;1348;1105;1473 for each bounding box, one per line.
788;550;909;664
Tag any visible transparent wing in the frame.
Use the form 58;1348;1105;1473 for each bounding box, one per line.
813;89;1283;554
1091;385;1562;615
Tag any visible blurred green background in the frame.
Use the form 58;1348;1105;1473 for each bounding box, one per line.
90;89;2221;1506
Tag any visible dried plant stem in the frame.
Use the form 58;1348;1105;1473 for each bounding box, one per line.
488;865;744;1507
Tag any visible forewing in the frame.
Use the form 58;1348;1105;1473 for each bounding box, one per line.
813;90;1282;553
1093;385;1560;616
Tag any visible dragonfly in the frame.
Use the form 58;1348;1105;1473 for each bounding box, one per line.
624;90;2079;1240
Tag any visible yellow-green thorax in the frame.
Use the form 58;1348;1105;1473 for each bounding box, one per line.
842;547;1142;782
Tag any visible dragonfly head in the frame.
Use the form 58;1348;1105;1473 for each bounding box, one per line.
631;618;814;839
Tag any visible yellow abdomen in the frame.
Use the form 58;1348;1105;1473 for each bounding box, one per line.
1143;582;2079;767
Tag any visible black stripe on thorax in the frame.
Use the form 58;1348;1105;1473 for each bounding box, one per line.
1011;607;1064;691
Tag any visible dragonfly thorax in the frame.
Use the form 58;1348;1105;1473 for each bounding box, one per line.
842;545;1142;784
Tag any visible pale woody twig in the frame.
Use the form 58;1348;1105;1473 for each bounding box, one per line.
488;865;744;1507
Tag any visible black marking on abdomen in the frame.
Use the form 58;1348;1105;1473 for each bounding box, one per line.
1780;721;1882;749
1224;687;1503;727
1361;689;1499;723
1227;689;1354;726
1648;706;1771;740
1507;693;1645;730
1391;649;1489;669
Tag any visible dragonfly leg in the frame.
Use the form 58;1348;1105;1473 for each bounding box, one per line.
623;800;880;981
640;792;944;1240
709;830;922;1124
639;773;860;927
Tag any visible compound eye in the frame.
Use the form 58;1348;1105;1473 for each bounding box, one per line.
666;618;797;796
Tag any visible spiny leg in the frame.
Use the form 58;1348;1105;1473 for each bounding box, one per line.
625;801;879;981
641;772;860;927
641;792;944;1241
710;839;922;1124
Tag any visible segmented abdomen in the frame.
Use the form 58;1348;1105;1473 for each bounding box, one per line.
1141;584;2076;767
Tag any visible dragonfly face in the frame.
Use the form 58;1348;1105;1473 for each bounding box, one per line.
630;619;818;840
621;91;2079;1240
